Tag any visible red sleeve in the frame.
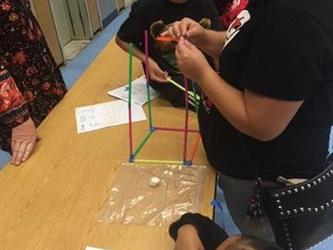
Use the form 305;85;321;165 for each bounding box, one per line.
0;68;30;128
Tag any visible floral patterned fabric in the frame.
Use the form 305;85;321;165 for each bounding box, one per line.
0;0;67;153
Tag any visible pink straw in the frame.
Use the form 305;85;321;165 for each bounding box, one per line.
183;77;190;163
128;44;134;159
144;30;153;129
155;127;199;133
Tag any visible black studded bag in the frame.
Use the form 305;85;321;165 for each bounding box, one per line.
261;156;333;250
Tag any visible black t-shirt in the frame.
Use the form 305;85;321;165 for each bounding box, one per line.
117;0;221;92
199;0;333;180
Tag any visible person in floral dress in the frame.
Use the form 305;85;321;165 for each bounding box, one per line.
0;0;67;165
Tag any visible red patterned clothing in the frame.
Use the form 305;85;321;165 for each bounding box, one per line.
0;0;67;153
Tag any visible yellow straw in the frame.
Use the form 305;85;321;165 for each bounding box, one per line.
166;77;200;101
134;159;184;165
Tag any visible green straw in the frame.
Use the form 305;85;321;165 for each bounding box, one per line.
128;43;134;157
133;130;155;157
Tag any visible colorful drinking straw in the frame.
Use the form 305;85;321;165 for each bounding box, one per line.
144;30;153;130
183;76;190;164
128;43;134;161
127;31;202;165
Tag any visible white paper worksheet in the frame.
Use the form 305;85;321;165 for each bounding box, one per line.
85;246;110;250
75;100;146;134
107;75;159;106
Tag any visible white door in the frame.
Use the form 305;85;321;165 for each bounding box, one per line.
48;0;73;47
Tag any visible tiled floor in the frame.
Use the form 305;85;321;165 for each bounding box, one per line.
61;8;130;88
1;7;333;249
63;40;90;61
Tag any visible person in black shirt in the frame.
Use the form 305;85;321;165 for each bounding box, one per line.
165;0;333;242
116;0;221;107
169;213;282;250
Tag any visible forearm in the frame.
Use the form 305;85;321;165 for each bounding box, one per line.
195;30;226;61
198;67;273;141
175;225;205;250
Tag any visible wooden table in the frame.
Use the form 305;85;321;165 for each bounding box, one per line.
0;40;216;250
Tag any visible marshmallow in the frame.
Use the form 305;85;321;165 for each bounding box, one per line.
149;176;160;187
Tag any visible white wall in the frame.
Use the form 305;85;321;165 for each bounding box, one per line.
98;0;117;21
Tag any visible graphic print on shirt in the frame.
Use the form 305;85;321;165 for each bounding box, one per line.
223;9;250;49
149;18;212;75
219;0;249;28
202;10;250;114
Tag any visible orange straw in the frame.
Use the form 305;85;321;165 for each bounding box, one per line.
156;36;178;42
190;133;201;162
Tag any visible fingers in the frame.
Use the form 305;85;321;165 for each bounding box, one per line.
161;18;198;40
14;141;27;165
176;37;190;57
11;139;21;166
181;18;201;40
151;71;169;82
11;118;37;166
175;43;180;60
183;38;195;49
172;21;181;38
180;21;190;38
163;21;188;39
23;141;35;162
165;21;181;39
175;38;207;82
175;41;185;72
149;60;169;82
163;71;169;80
11;139;35;166
160;30;168;37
